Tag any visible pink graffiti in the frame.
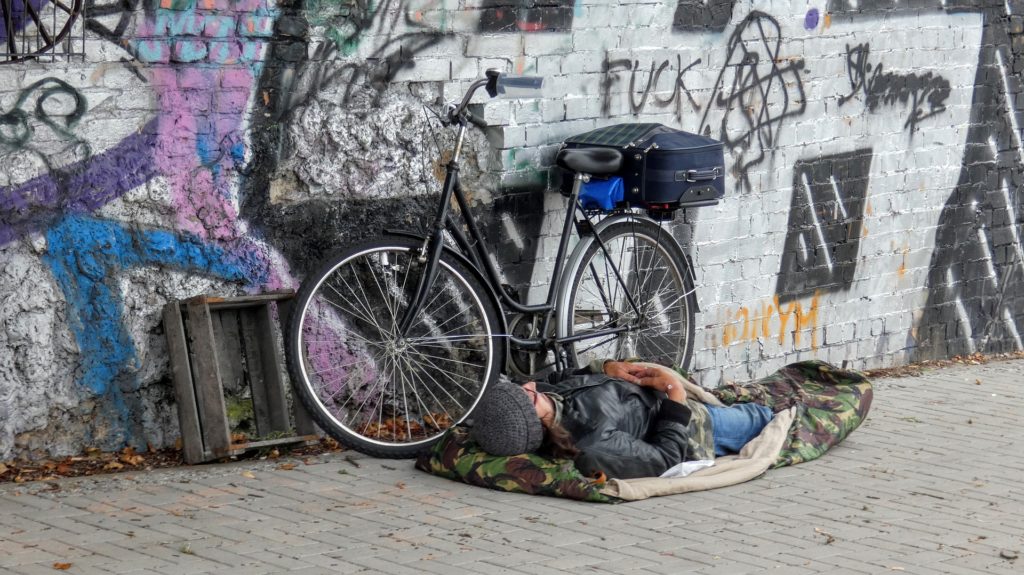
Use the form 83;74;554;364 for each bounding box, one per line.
136;3;288;290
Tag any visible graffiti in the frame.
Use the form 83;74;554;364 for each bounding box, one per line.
0;122;158;245
776;150;874;302
0;78;90;175
672;0;735;32
721;292;821;349
918;20;1024;358
601;55;702;121
477;0;575;33
838;43;951;133
42;215;267;444
698;11;806;191
83;0;140;44
804;9;820;30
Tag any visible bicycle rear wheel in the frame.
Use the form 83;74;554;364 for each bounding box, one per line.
286;236;503;458
558;217;696;371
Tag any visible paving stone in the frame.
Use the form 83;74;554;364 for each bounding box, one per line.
2;360;1023;573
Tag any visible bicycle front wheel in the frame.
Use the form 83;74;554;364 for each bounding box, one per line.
558;218;696;371
286;237;503;458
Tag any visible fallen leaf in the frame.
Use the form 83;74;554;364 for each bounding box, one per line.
0;463;7;475
268;449;280;459
53;563;72;570
814;527;836;545
395;481;406;489
241;470;256;479
975;379;982;385
104;461;124;471
277;463;296;471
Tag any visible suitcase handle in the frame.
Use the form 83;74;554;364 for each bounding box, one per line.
682;168;721;182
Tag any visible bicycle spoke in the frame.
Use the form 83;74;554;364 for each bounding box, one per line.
322;280;385;337
344;262;398;339
402;355;458;423
367;253;401;333
303;354;374;378
402;347;480;396
564;221;694;371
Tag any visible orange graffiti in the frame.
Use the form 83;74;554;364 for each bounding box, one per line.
721;291;820;349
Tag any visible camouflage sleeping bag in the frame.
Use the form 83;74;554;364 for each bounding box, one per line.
707;360;873;468
415;360;872;501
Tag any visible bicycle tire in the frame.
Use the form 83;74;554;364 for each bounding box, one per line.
558;217;696;371
286;236;504;458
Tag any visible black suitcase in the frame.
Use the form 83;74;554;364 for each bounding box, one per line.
560;123;725;209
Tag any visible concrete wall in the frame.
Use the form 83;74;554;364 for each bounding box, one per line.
1;0;1022;459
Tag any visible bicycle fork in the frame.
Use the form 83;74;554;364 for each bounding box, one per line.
396;123;469;336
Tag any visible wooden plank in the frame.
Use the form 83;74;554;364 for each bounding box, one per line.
162;302;205;465
276;299;320;437
240;308;274;437
216;310;245;395
186;299;232;459
256;302;291;434
180;291;296;310
232;435;319;451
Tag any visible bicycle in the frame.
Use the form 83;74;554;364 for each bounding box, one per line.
285;70;703;458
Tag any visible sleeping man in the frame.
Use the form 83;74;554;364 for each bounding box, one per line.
469;361;775;480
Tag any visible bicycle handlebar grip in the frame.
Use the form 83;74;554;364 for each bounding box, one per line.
497;75;544;94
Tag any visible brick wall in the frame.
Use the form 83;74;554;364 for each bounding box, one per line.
0;0;1022;458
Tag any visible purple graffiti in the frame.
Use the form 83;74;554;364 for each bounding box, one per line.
0;0;50;42
0;120;159;246
805;9;820;30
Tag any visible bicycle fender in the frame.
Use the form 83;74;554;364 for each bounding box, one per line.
380;229;511;341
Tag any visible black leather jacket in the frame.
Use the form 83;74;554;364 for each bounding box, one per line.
537;371;693;480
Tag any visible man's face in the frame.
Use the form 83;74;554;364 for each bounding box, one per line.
522;381;555;425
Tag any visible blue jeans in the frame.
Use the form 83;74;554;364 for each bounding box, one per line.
705;403;774;456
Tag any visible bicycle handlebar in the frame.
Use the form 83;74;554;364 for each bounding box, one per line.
446;70;544;125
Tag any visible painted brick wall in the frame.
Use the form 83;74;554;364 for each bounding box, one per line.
0;0;1022;458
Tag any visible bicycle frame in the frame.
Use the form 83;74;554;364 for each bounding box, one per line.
396;119;644;367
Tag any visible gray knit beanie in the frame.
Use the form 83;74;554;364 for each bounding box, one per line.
470;375;544;456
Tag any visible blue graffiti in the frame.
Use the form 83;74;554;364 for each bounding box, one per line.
43;215;268;442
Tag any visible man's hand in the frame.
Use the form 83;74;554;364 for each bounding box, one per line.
638;367;687;403
606;362;686;404
603;361;647;384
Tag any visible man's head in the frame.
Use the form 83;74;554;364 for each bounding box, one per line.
469;376;551;456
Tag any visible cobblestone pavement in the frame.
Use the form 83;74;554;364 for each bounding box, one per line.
1;360;1022;574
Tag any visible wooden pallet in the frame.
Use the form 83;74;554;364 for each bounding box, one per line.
162;292;320;464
